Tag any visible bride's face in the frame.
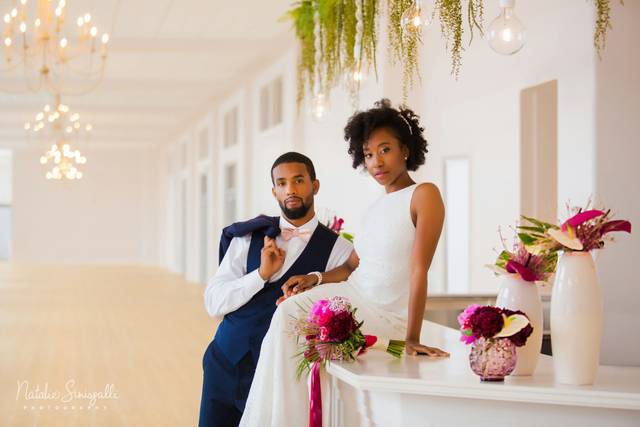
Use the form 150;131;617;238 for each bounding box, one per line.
363;127;409;186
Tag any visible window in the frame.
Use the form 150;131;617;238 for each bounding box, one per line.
0;150;11;260
444;157;470;294
259;86;269;131
198;127;209;160
259;76;283;131
199;174;209;283
180;179;187;274
181;141;188;170
223;107;238;148
224;163;237;225
520;80;558;222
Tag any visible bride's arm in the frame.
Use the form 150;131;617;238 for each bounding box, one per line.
405;183;449;357
278;250;360;302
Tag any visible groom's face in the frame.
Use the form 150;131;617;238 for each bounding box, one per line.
271;162;319;220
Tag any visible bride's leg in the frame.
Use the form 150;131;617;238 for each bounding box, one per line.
240;283;357;427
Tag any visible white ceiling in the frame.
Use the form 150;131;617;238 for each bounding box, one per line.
0;0;295;147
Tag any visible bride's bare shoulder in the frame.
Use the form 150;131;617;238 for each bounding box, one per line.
411;183;444;215
413;182;442;201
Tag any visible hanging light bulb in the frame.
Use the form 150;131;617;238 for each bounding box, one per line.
487;0;526;55
400;0;432;34
350;64;364;83
310;93;328;121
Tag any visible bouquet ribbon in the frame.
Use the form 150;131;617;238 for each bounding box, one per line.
309;361;322;427
308;335;381;427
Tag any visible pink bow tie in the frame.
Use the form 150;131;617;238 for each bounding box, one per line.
280;228;312;242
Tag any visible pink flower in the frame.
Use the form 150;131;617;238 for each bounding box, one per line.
505;260;540;282
308;299;334;326
561;210;605;231
460;332;477;345
457;304;480;329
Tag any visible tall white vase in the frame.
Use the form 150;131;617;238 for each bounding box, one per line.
550;251;603;385
496;275;543;376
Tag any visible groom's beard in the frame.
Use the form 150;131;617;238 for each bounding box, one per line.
279;197;312;220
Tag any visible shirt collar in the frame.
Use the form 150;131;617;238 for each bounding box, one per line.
279;215;319;232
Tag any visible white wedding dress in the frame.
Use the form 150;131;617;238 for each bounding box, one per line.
240;184;419;427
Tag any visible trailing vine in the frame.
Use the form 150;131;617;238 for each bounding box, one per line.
387;0;420;101
435;0;463;78
594;0;623;59
286;1;316;107
361;0;379;77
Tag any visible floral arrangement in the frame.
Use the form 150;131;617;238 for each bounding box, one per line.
291;296;404;427
322;212;354;242
458;304;533;347
490;239;557;282
517;207;632;254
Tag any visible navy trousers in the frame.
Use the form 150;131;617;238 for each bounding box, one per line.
198;341;256;427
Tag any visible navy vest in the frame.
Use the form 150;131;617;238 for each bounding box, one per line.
213;221;338;365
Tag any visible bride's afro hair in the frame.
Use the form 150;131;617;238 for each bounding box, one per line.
343;98;428;171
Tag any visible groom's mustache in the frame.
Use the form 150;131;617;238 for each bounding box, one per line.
285;197;303;204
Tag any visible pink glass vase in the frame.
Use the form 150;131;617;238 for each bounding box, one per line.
469;337;517;381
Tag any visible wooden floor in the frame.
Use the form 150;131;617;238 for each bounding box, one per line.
0;263;218;427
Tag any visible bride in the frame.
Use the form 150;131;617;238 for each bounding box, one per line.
240;99;449;426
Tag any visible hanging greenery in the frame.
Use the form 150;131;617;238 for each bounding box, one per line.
285;1;316;107
594;0;623;59
361;0;379;76
284;0;623;107
435;0;484;78
387;0;419;100
285;0;378;108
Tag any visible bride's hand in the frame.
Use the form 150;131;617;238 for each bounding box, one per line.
405;340;450;357
281;274;319;298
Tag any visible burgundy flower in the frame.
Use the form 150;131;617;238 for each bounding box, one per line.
326;310;357;341
470;306;504;338
502;309;534;347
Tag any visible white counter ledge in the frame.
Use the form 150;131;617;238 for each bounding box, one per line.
325;321;640;426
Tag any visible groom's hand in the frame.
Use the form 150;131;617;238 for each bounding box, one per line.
281;274;319;298
258;237;286;281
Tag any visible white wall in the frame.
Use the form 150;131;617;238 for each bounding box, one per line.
594;0;640;366
11;145;159;265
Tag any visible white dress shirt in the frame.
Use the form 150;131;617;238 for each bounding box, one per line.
204;215;354;317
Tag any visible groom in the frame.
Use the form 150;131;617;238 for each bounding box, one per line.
199;152;353;427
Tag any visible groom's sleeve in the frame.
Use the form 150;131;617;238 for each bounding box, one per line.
325;236;354;271
203;235;266;317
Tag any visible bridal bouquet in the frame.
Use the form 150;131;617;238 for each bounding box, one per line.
291;296;404;427
292;296;404;378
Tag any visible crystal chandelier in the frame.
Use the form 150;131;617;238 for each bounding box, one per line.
1;0;109;94
25;95;90;180
41;141;85;180
25;94;93;140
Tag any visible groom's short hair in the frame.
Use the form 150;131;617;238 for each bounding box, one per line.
270;152;317;183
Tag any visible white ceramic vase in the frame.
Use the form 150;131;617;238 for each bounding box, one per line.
550;251;603;385
496;275;543;376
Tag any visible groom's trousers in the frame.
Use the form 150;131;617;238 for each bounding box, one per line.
199;340;256;427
